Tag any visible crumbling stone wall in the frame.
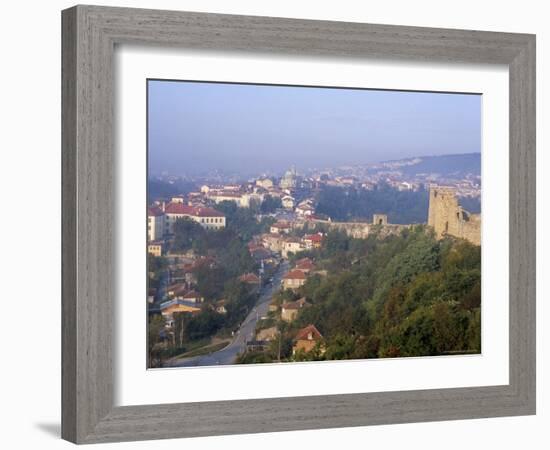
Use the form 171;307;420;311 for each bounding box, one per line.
428;187;481;246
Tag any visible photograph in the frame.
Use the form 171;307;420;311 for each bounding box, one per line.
146;80;482;369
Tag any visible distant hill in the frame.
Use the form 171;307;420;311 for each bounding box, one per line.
148;179;198;202
371;153;481;179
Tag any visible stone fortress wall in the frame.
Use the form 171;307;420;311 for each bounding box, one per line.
299;187;481;246
301;214;410;239
427;187;481;246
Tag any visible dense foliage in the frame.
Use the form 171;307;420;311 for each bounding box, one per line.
215;200;275;241
254;227;481;362
147;254;167;292
260;195;282;214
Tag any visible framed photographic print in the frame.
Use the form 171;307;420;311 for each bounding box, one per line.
62;5;536;444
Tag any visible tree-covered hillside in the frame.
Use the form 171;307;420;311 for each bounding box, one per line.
378;153;481;178
316;184;430;223
252;227;481;363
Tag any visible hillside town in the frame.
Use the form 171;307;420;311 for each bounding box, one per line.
147;157;482;367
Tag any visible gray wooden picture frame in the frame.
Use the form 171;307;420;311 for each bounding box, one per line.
61;4;536;444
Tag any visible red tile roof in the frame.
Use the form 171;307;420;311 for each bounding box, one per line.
272;221;291;228
304;234;323;243
239;273;260;284
296;260;314;271
193;207;225;217
164;202;225;218
282;298;308;310
148;206;164;217
295;324;323;341
283;269;307;280
164;202;196;215
295;257;313;266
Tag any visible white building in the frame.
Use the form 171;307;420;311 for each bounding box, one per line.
256;177;274;189
147;206;165;241
281;195;295;209
208;191;264;208
282;238;305;258
164;202;226;233
270;222;291;234
280;167;298;189
296;200;315;216
208;191;243;205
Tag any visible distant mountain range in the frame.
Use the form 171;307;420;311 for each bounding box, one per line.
368;153;481;179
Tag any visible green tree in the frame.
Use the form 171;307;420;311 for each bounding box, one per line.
147;314;166;367
260;195;282;213
172;217;205;252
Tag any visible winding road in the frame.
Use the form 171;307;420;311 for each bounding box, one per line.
166;261;288;367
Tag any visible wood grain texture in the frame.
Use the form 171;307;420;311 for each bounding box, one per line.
61;5;536;444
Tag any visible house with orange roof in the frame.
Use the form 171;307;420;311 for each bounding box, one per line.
270;221;291;235
282;238;305;258
292;324;325;355
160;299;201;327
295;258;315;273
239;273;260;285
262;233;285;252
303;233;324;249
281;297;309;322
282;269;307;290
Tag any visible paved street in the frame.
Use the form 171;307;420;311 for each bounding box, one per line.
166;261;288;367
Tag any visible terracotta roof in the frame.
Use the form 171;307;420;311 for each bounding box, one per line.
304;234;323;243
296;260;314;271
295;257;313;266
193;207;225;217
148;206;164;217
164;202;225;218
160;300;201;312
283;269;307;280
284;237;302;244
295;324;323;341
239;273;260;284
282;297;308;310
164;202;196;215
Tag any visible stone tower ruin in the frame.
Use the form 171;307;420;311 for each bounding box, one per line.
372;214;388;226
427;187;481;246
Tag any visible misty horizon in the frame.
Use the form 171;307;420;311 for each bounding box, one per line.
148;80;481;177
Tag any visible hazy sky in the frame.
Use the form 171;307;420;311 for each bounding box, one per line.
148;80;481;176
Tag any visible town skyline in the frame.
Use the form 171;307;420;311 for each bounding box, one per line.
149;151;481;180
148;80;481;176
